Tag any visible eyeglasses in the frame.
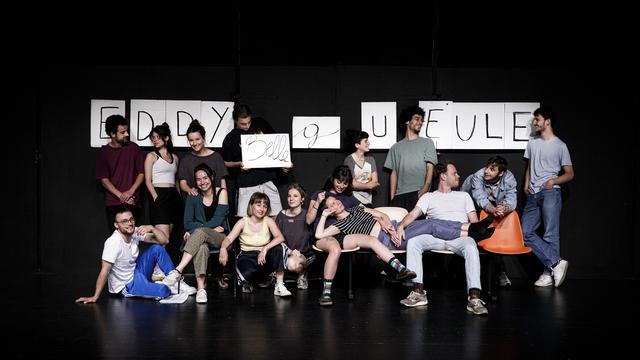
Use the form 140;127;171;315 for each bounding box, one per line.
116;217;135;225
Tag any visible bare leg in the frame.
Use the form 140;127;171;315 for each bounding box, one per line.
343;234;394;263
196;275;206;290
316;237;341;279
175;252;193;274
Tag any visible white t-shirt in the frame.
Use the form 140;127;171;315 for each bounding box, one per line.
102;230;146;294
415;191;476;223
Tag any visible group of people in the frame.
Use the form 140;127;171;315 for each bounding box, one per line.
78;104;574;316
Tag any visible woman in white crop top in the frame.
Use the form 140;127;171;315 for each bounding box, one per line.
144;123;182;243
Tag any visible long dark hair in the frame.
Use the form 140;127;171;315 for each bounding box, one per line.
322;165;353;195
194;163;217;200
150;122;174;155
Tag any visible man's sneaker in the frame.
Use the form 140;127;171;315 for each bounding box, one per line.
274;282;292;297
396;268;417;281
242;282;254;294
151;265;165;281
319;294;333;306
552;259;569;287
466;297;489;315
196;288;208;303
297;273;308;290
498;272;512;287
534;274;553;287
180;280;197;295
400;290;428;307
162;269;182;287
257;273;276;288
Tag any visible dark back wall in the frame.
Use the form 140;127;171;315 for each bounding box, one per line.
12;65;638;280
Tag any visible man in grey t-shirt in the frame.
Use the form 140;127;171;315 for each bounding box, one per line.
522;107;574;288
384;105;437;211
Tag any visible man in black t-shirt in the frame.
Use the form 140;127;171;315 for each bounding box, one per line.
221;104;285;217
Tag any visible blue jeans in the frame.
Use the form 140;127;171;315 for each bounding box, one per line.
122;244;175;299
521;188;562;274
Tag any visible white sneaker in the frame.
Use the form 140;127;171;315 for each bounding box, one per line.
552;259;569;287
180;280;197;296
151;265;165;281
498;272;511;287
534;274;553;287
274;282;292;297
196;288;208;303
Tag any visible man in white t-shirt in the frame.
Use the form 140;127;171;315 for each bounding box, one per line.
76;206;191;303
394;160;490;315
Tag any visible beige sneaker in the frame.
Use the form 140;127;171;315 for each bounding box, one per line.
297;273;308;290
466;298;489;315
151;265;165;281
400;290;428;307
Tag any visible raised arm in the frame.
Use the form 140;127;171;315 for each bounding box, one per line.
137;225;168;245
306;192;325;224
315;208;341;239
75;260;113;304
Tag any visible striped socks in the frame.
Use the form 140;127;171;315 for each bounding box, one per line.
388;257;406;272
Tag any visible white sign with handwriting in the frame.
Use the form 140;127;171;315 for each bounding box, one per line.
90;99;126;147
241;133;292;168
292;116;341;149
130;99;166;147
361;102;397;149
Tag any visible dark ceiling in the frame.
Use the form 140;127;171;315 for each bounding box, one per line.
11;4;638;68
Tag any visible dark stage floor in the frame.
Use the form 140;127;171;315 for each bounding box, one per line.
11;271;635;359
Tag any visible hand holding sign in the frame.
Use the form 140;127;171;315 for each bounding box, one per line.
241;133;292;168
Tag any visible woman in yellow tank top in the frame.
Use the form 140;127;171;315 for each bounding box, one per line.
219;192;294;296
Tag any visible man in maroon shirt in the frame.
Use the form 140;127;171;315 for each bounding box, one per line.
96;115;145;234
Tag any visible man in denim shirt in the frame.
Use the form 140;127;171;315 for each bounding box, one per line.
461;156;517;286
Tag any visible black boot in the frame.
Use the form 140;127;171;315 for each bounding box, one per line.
469;227;495;242
468;214;494;234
